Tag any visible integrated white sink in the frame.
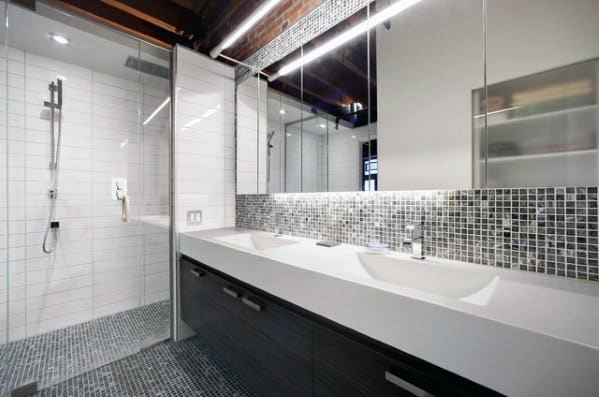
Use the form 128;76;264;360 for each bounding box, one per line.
180;227;599;397
357;253;499;305
213;232;300;251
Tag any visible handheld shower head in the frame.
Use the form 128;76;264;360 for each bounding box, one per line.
57;78;63;108
267;131;276;148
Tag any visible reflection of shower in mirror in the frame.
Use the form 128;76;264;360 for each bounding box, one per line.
42;78;63;253
267;130;276;183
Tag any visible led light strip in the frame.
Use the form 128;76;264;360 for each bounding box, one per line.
210;0;282;59
269;0;423;81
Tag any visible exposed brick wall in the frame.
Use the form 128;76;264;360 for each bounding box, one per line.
227;0;325;60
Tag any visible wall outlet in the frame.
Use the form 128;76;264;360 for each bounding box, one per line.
187;210;203;226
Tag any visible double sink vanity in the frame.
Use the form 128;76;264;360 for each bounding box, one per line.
177;1;599;395
179;228;599;397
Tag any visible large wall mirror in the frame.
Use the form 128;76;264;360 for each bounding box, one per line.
236;0;599;194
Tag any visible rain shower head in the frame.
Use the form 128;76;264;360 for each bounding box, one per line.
125;56;169;79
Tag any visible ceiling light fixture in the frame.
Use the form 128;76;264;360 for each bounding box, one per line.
269;0;423;81
318;123;326;129
279;109;286;115
49;33;71;46
210;0;282;59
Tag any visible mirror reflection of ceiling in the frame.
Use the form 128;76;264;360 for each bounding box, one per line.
268;89;353;136
36;0;326;62
265;7;377;128
31;0;376;127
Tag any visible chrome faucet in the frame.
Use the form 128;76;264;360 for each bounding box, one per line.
274;213;283;236
402;222;425;259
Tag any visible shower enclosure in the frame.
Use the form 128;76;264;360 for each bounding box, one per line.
0;1;171;395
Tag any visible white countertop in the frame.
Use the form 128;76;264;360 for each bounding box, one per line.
180;227;599;397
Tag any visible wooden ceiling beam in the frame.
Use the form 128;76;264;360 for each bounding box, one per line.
99;0;195;34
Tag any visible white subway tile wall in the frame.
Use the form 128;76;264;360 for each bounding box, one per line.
174;46;236;232
0;46;170;343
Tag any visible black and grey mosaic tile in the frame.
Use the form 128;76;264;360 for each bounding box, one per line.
0;301;170;396
36;336;256;397
236;188;599;282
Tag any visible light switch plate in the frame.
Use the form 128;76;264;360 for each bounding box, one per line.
187;210;203;226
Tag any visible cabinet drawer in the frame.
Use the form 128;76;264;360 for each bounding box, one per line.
180;257;207;331
313;322;436;397
240;293;313;397
202;270;249;373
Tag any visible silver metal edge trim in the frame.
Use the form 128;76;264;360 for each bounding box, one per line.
384;370;434;397
169;45;179;341
242;296;262;311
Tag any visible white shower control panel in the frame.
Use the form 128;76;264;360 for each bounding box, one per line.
111;177;128;200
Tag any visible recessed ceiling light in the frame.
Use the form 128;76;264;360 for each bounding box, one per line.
318;123;326;129
279;109;286;115
49;33;71;46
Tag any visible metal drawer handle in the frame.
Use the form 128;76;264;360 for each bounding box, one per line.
222;286;240;298
385;370;434;397
242;296;263;311
190;268;205;278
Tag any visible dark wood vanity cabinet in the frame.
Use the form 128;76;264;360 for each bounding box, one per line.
180;256;312;397
180;256;503;397
313;322;430;397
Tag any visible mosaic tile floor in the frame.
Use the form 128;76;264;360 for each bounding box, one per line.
1;300;170;396
36;336;256;397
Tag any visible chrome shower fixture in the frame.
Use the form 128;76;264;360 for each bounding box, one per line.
42;78;63;254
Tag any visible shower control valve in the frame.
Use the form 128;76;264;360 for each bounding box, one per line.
48;189;57;199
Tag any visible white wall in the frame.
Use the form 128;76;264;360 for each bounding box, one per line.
376;0;599;190
377;0;483;190
0;46;170;342
300;129;327;192
329;124;375;192
174;46;236;232
236;76;268;194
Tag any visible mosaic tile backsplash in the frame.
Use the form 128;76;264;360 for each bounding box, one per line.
236;188;599;282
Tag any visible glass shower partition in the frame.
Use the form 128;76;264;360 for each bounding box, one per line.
0;2;171;395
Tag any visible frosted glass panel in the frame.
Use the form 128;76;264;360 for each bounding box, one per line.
478;0;599;188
